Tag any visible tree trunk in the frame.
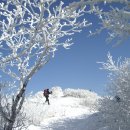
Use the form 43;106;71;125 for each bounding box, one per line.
4;83;27;130
5;122;14;130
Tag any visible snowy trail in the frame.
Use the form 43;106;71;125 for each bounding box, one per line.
25;89;103;130
28;113;106;130
26;97;103;130
25;96;94;120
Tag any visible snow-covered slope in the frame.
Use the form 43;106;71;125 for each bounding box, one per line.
23;87;105;130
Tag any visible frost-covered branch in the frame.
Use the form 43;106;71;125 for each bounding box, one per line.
98;54;130;129
85;0;130;44
0;0;91;83
98;52;130;73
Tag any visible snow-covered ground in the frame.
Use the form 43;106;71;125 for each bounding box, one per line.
23;87;107;130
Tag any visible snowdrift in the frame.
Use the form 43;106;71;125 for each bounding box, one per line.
23;87;102;130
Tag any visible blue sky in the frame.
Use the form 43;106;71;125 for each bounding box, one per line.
27;26;130;95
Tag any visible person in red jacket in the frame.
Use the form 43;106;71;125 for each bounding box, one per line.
43;89;52;105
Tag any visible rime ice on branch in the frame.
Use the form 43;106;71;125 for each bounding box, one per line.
0;0;91;83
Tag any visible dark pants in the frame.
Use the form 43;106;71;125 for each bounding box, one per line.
45;96;50;105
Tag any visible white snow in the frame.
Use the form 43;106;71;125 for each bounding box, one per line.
23;87;106;130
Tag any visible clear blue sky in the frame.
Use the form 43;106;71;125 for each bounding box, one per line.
27;26;130;95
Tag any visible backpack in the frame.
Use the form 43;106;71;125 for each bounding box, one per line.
44;89;48;96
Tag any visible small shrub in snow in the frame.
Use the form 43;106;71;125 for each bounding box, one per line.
80;97;99;110
63;88;99;98
51;86;63;98
98;54;130;130
63;88;100;110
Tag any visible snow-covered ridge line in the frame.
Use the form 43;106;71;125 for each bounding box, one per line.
28;86;100;99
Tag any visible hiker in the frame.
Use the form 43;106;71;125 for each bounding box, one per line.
43;89;52;105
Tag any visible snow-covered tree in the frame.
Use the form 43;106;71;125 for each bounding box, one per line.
77;0;130;45
0;0;92;129
94;0;130;45
51;86;63;98
98;53;130;130
0;81;27;130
